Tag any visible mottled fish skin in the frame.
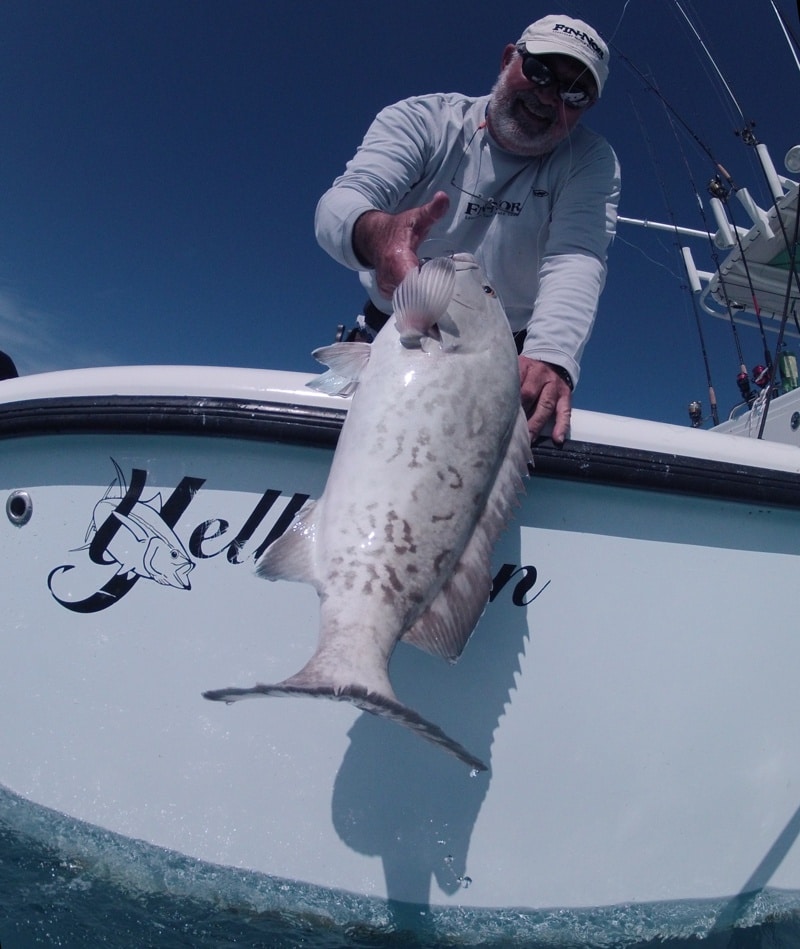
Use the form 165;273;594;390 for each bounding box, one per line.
205;254;532;770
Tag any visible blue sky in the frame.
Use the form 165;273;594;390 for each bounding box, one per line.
0;0;797;426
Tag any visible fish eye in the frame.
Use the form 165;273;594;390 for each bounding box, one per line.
482;284;496;296
170;549;180;560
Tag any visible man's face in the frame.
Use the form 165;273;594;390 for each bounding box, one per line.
487;46;596;157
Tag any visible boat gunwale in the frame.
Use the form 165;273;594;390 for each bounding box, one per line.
0;394;346;448
1;392;799;510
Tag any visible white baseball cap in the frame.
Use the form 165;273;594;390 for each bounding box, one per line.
517;15;609;97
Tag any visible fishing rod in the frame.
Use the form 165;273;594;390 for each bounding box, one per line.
709;172;775;370
632;87;722;425
769;0;800;73
758;200;800;436
611;42;737;186
609;16;769;425
671;0;748;123
670;0;777;364
612;29;762;417
767;0;800;342
674;0;800;284
669;0;800;434
597;0;798;425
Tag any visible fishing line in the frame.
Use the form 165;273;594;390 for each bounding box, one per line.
677;0;800;434
676;0;792;219
607;0;634;44
689;33;800;380
614;232;683;279
606;3;756;416
733;133;800;338
651;77;747;365
555;0;632;47
667;0;765;197
656;72;776;412
565;0;798;421
671;0;747;122
610;40;737;190
758;199;800;437
662;3;727;124
714;179;775;369
568;0;734;179
631;86;723;421
770;0;800;73
668;0;800;390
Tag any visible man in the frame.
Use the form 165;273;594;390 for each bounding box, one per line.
315;15;620;445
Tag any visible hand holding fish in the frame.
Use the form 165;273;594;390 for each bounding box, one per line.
352;191;450;298
519;355;572;445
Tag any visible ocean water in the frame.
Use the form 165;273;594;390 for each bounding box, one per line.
3;790;800;949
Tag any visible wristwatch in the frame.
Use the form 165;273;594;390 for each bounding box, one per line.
543;361;574;391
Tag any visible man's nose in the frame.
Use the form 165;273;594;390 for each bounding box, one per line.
535;83;561;107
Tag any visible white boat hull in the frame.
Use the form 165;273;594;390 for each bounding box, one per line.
2;366;800;941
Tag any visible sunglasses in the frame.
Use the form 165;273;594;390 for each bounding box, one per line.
515;46;596;110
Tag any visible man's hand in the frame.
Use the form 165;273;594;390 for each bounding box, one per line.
352;192;450;298
519;356;572;445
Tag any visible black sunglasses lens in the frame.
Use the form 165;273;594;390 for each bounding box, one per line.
562;91;591;109
521;54;552;86
520;52;593;109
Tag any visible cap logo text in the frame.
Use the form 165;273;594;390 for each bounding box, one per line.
553;23;604;59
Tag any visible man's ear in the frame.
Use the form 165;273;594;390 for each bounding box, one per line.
500;43;517;70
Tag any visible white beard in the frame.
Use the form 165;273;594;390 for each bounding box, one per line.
486;66;571;157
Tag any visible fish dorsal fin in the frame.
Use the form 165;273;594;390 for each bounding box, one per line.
393;257;456;346
401;407;532;660
105;458;127;500
306;342;372;397
255;498;320;588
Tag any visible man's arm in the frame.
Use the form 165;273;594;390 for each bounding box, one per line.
315;97;446;276
520;137;621;441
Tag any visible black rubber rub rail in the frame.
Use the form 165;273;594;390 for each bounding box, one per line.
1;394;799;509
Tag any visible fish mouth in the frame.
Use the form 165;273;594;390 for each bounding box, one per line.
173;561;194;589
451;253;479;271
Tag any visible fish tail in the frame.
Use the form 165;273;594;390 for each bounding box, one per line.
202;677;487;772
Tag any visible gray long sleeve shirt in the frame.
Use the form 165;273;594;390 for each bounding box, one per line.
315;92;620;387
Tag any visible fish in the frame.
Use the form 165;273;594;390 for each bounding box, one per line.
83;459;195;589
204;254;532;770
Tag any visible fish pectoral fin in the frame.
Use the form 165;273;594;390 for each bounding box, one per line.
202;682;486;772
306;342;372;396
393;257;456;342
402;406;532;661
255;498;319;584
401;555;491;661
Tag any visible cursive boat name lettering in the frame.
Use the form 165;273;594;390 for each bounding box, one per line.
46;461;548;614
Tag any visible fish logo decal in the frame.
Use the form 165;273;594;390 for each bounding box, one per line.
204;255;532;771
81;459;195;589
47;463;322;613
